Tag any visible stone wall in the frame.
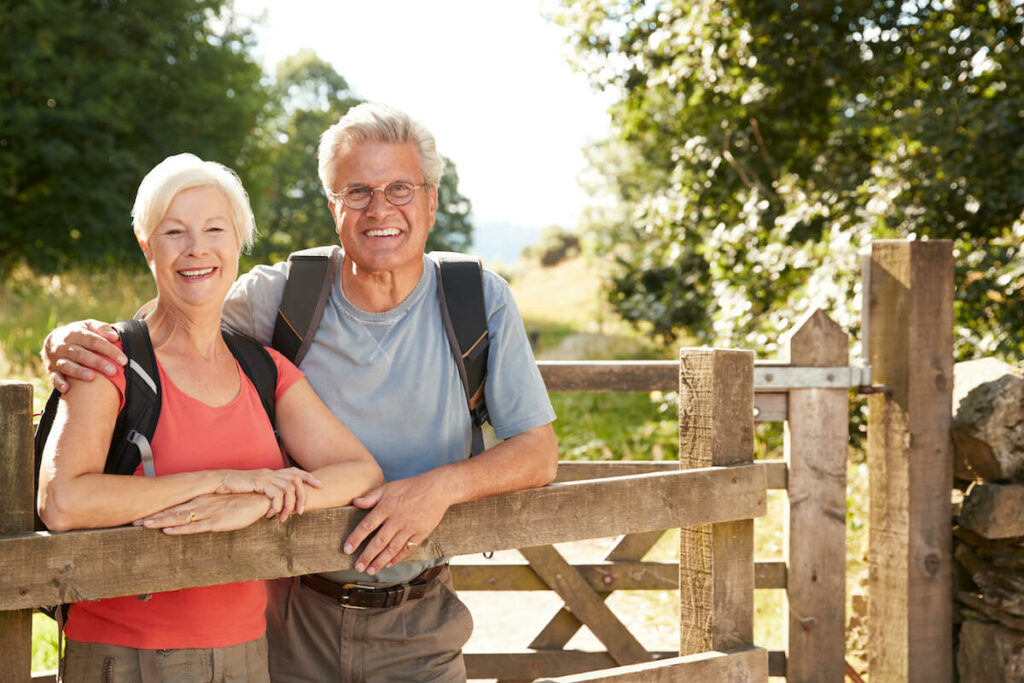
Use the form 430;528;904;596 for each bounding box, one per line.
952;358;1024;682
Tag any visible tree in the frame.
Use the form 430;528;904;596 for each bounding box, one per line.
552;0;1024;360
0;0;273;275
246;50;474;268
243;50;360;266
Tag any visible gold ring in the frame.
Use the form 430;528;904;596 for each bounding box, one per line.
187;510;197;523
406;541;418;550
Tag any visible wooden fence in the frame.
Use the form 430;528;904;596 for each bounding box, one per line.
0;238;955;682
0;348;768;683
455;239;955;682
452;308;851;682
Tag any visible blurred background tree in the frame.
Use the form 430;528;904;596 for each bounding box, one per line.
551;0;1024;361
1;2;474;277
1;0;273;274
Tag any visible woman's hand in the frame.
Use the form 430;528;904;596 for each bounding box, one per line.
215;468;322;522
134;493;270;534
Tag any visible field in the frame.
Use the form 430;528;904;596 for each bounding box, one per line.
2;256;868;675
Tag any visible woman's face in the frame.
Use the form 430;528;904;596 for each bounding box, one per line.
142;186;240;315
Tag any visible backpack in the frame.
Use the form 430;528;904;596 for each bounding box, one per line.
271;246;491;455
33;319;279;533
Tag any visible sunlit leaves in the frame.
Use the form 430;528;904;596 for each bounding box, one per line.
554;0;1024;361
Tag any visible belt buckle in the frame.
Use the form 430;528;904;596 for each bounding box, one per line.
338;582;376;610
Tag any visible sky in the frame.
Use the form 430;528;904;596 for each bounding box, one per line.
233;0;616;234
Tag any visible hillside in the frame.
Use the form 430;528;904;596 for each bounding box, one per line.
504;256;666;361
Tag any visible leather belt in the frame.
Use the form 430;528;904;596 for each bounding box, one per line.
299;565;446;610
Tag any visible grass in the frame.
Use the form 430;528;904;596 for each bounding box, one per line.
1;264;155;413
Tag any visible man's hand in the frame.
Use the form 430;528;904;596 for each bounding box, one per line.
134;493;270;534
42;320;126;392
342;475;450;575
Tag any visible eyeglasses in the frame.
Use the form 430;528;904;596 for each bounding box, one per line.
327;181;429;210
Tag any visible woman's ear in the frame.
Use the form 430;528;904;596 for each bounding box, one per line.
138;238;152;262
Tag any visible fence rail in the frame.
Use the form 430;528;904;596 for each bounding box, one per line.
1;348;768;683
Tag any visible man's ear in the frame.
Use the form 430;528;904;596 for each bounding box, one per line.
427;185;438;228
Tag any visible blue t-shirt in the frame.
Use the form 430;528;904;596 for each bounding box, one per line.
221;251;556;582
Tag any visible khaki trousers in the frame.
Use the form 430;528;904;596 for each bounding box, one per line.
61;635;270;683
266;566;473;682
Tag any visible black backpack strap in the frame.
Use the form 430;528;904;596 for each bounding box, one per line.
431;252;490;456
107;319;161;477
222;328;278;432
272;246;341;365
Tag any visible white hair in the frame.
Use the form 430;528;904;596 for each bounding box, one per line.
131;153;257;252
318;103;444;194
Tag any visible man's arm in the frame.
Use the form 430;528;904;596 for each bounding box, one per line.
343;422;557;575
42;320;126;392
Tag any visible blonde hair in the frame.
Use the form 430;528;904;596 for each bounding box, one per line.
318;103;444;194
131;153;257;252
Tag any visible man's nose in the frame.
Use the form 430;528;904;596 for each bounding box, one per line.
364;188;392;215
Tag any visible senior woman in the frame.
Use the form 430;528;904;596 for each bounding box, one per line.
37;153;384;682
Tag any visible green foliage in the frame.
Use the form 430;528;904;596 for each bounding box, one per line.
2;14;475;277
32;614;58;673
550;391;679;461
1;0;273;276
243;50;360;265
0;265;155;414
552;0;1024;360
431;159;474;254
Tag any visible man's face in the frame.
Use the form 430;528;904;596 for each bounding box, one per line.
328;141;437;277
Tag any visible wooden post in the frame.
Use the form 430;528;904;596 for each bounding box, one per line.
781;310;849;681
678;348;756;654
867;240;954;681
0;381;35;683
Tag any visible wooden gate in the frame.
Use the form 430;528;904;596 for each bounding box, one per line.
458;310;851;681
0;348;768;683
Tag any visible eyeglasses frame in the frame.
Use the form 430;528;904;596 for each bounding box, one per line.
326;180;431;211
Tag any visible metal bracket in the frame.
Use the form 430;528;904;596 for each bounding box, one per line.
754;364;872;390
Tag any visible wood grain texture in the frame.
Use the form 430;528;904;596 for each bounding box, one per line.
553;460;785;490
0;382;34;683
867;240;954;682
525;532;666;653
535;648;768;683
604;531;665;562
0;382;34;535
520;545;650;666
452;560;784;592
0;466;765;611
781;310;849;682
465;651;671;680
678;349;756;656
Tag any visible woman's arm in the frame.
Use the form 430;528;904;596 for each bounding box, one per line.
275;379;384;510
37;376;319;531
136;379;384;535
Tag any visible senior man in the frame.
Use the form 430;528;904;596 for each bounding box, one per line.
43;102;559;681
